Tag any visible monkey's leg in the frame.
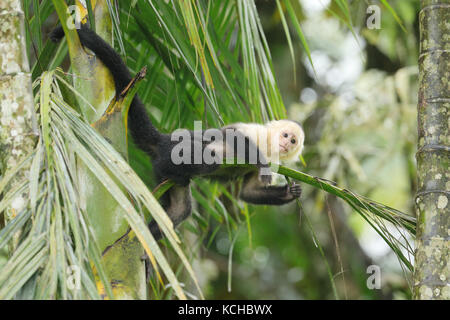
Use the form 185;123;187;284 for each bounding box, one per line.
239;174;302;205
144;184;192;279
148;184;192;240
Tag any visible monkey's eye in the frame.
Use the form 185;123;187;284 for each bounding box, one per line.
283;133;288;138
291;139;296;144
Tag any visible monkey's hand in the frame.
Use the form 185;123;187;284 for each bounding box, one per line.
258;167;272;185
286;183;302;200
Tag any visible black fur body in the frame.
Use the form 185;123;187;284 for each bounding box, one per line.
50;25;301;240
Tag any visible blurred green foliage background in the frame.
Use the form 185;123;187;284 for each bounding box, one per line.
186;0;420;300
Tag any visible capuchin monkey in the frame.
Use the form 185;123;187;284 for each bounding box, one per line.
50;25;304;240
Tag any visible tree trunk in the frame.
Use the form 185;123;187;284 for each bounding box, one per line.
414;0;449;300
0;0;37;228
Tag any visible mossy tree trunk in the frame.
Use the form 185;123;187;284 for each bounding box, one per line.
0;0;37;232
413;0;449;300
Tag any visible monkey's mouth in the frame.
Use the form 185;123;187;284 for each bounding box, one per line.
279;145;288;153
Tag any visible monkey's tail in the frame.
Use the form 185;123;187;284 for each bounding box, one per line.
50;25;161;155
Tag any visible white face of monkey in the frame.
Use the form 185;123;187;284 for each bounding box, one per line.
279;130;298;153
267;120;304;162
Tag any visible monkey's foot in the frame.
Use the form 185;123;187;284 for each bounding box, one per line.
288;183;302;199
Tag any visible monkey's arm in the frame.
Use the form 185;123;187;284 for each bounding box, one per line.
239;173;301;205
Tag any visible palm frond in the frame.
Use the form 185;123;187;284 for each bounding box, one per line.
0;70;204;299
278;165;415;272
